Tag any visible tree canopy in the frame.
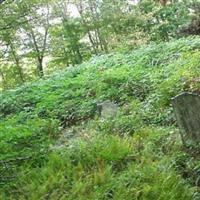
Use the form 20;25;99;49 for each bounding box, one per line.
0;0;199;89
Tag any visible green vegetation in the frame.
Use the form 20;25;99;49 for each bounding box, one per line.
1;0;200;199
1;0;199;89
1;37;200;199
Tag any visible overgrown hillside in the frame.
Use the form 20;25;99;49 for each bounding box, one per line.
1;37;200;199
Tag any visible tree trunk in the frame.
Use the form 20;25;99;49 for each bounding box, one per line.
88;0;108;53
10;42;24;83
76;2;99;54
0;68;7;90
16;58;24;83
74;48;82;64
96;28;108;53
37;57;44;77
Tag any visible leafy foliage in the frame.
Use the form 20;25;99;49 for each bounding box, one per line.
1;37;200;199
0;0;197;88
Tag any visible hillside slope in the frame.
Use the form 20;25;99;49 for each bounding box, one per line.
1;37;200;199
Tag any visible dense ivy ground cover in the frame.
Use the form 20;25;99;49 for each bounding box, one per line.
1;37;200;199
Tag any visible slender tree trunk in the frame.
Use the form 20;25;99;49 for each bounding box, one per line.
15;57;24;83
63;48;70;67
37;57;44;77
9;42;24;83
96;28;108;53
74;47;82;64
88;0;108;53
0;68;6;90
87;30;98;54
76;2;99;54
28;16;49;78
81;17;99;54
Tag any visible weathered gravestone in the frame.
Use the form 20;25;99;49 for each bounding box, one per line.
172;92;200;145
97;100;118;119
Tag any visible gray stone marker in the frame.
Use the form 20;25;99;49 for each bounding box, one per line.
97;100;118;119
172;92;200;145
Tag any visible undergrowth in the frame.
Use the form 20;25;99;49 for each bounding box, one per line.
1;37;200;199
